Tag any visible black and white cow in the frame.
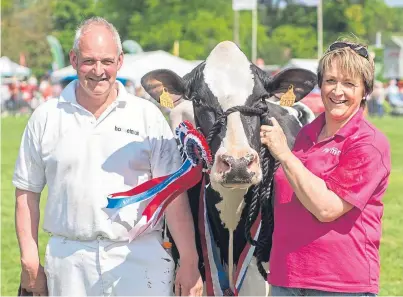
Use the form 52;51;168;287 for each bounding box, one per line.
141;41;316;295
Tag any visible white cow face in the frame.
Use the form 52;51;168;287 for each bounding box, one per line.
141;41;317;194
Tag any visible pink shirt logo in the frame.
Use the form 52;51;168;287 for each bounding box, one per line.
322;147;341;156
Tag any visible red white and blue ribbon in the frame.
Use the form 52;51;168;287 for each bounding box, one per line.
106;121;212;241
199;176;262;296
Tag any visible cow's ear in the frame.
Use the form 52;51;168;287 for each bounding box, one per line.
141;69;186;102
261;68;317;103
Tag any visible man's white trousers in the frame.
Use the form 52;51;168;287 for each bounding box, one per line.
44;232;175;296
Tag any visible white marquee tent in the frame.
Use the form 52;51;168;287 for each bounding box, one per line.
281;58;318;74
0;56;31;77
51;51;202;85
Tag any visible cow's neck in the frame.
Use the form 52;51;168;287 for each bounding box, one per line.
212;182;247;231
211;182;248;291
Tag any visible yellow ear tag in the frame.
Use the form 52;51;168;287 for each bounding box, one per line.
279;85;296;107
159;87;174;109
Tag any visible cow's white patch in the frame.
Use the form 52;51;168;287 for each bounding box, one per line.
168;100;194;130
204;41;257;174
204;41;259;232
204;41;254;111
266;100;303;126
212;183;248;231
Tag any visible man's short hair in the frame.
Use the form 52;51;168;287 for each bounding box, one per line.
73;17;122;55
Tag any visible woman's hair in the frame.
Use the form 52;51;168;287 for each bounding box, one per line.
317;38;375;107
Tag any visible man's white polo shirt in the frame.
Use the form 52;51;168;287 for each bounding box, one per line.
13;80;182;241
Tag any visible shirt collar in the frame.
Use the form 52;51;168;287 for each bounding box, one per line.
58;79;128;105
335;108;363;138
305;108;364;143
305;111;326;143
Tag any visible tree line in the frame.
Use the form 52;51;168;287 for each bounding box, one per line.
2;0;403;76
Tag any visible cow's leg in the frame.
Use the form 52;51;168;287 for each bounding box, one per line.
237;260;269;296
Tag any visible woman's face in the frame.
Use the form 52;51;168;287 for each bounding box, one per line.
321;61;365;124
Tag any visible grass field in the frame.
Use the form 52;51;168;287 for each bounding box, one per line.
1;115;403;295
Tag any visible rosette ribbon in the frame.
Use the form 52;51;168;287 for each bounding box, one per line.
106;121;212;241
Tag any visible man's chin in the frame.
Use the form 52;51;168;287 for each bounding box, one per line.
84;85;111;97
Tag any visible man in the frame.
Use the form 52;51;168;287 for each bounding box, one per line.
14;17;202;296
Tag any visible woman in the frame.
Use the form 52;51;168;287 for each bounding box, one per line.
261;40;391;296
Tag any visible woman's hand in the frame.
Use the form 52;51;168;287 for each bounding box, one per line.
260;117;292;162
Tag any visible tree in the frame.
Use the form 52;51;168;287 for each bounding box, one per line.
94;0;147;41
271;25;317;59
1;0;54;76
51;0;97;63
127;0;234;60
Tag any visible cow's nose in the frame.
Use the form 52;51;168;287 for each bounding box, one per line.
216;151;259;183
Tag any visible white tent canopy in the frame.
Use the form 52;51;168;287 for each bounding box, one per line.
50;65;75;82
282;58;318;74
0;56;31;77
51;51;202;85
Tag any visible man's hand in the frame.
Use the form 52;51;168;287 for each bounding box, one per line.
21;259;48;296
174;258;203;296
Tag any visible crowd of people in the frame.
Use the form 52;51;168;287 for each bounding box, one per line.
1;75;62;116
0;73;160;117
367;78;403;117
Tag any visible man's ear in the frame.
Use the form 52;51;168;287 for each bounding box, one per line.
260;68;317;103
69;50;78;70
117;53;124;71
141;69;186;102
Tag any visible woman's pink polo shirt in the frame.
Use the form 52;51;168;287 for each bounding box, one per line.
268;109;391;293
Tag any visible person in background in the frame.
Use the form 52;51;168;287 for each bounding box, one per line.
261;39;391;296
386;79;403;107
14;16;202;296
369;80;385;117
125;79;135;95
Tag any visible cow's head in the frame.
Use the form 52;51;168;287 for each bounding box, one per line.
142;41;316;194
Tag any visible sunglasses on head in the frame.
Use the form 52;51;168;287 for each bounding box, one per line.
329;42;369;60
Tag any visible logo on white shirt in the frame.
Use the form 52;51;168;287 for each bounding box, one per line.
115;125;139;135
322;147;341;156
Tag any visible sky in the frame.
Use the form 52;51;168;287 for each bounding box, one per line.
296;0;403;6
385;0;403;6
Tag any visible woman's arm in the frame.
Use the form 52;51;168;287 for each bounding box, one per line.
276;150;353;222
260;117;353;222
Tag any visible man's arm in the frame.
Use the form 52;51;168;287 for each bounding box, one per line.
165;192;203;296
15;188;47;295
165;192;198;262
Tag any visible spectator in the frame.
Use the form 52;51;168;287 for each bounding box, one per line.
125;80;135;94
369;80;385;117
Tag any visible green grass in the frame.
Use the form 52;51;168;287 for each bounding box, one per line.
1;115;403;295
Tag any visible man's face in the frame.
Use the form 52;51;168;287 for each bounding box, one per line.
69;25;123;99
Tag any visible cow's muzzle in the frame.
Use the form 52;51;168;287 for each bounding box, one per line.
214;150;261;185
